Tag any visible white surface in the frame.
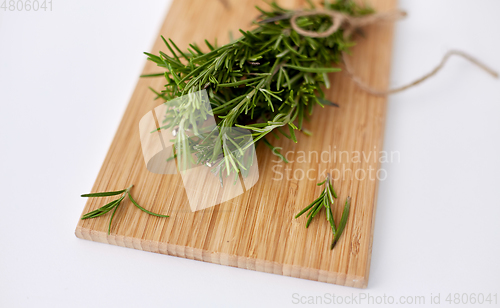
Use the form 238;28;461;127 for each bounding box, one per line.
1;1;499;307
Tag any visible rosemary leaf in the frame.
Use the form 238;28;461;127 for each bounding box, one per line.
331;196;351;249
128;192;169;218
108;200;121;235
81;189;127;198
284;64;342;73
140;73;165;78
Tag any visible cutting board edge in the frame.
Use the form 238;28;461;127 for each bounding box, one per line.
75;226;368;288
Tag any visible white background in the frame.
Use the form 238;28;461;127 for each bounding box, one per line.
1;1;499;307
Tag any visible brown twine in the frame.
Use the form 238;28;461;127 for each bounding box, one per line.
290;10;499;96
290;9;407;39
343;50;499;96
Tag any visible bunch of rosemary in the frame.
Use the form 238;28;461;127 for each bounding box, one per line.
142;0;373;177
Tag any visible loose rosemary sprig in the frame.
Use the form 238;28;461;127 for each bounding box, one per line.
81;185;169;235
295;175;350;249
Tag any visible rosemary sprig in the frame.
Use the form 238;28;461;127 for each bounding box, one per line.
295;175;350;249
81;185;169;235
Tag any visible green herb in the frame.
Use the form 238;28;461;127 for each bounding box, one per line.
81;185;169;235
142;0;373;179
295;174;350;249
331;196;350;249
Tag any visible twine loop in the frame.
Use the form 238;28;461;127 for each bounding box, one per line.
290;9;407;39
289;9;498;96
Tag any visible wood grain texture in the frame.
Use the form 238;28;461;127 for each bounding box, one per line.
75;0;396;288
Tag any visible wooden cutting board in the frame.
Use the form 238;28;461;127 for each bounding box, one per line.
75;0;396;288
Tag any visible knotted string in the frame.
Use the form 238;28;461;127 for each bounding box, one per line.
290;9;498;96
290;9;406;39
